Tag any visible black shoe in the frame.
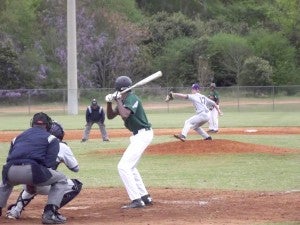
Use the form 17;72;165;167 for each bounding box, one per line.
174;134;186;142
121;199;145;209
207;129;214;133
205;136;212;140
211;130;218;133
141;194;153;206
42;204;66;224
81;139;87;142
103;138;109;142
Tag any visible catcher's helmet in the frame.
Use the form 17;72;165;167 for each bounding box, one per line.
30;112;53;131
115;76;132;91
49;121;65;141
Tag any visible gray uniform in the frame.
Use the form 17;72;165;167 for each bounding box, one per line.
0;127;68;211
180;93;215;139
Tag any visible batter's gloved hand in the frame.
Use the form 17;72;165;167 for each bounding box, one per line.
112;91;121;100
105;94;114;103
165;92;174;102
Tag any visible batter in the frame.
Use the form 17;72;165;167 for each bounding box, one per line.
106;76;153;209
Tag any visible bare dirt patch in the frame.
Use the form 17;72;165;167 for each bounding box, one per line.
0;128;299;225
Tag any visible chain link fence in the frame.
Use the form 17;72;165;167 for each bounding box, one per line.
0;86;299;115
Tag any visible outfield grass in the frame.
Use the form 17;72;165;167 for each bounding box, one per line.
0;111;300;130
1;135;299;191
0;112;299;193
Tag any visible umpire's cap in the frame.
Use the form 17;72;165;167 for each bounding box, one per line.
31;112;53;131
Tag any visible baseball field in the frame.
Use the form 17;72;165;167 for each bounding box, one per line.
0;112;299;225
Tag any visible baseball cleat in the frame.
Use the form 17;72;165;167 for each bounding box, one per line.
42;210;66;224
204;136;212;140
174;134;186;142
141;194;153;206
121;199;145;209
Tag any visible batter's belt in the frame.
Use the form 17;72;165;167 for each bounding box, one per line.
133;127;151;135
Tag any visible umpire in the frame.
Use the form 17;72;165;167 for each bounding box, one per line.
0;112;69;224
81;98;109;142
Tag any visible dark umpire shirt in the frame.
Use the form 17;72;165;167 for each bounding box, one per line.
86;105;105;123
3;126;59;184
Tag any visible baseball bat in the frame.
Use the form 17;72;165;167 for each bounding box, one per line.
121;71;162;94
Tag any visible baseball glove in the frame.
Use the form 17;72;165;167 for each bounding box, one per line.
165;92;174;102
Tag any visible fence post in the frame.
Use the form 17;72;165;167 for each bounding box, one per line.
237;85;240;111
272;86;275;112
28;91;31;115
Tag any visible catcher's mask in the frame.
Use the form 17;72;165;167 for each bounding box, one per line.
91;99;97;106
49;121;65;141
30;112;53;131
115;76;132;91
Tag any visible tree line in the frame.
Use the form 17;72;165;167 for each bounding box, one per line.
0;0;299;90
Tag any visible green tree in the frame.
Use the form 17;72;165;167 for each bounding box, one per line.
208;33;252;86
0;0;41;47
248;30;297;85
239;56;273;86
154;37;197;86
0;40;32;89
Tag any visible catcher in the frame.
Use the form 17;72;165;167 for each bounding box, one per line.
6;121;82;221
165;83;223;142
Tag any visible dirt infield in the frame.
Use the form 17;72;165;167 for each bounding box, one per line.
0;128;299;225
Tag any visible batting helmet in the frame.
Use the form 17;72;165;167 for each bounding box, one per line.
49;121;65;141
30;112;53;131
115;76;132;91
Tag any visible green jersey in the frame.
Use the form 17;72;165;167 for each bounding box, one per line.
208;90;219;105
122;92;151;134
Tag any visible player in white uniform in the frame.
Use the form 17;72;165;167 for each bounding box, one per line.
6;122;82;220
208;83;220;133
171;83;222;142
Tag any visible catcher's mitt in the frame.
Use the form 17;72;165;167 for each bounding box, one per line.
165;92;174;102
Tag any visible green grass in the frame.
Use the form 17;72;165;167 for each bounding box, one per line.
1;135;299;191
0;111;300;130
0;112;299;193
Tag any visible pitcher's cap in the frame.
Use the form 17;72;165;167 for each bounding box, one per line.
192;83;200;90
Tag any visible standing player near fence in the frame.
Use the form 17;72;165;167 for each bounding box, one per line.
166;83;222;142
105;75;153;209
6;121;82;220
207;83;220;133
